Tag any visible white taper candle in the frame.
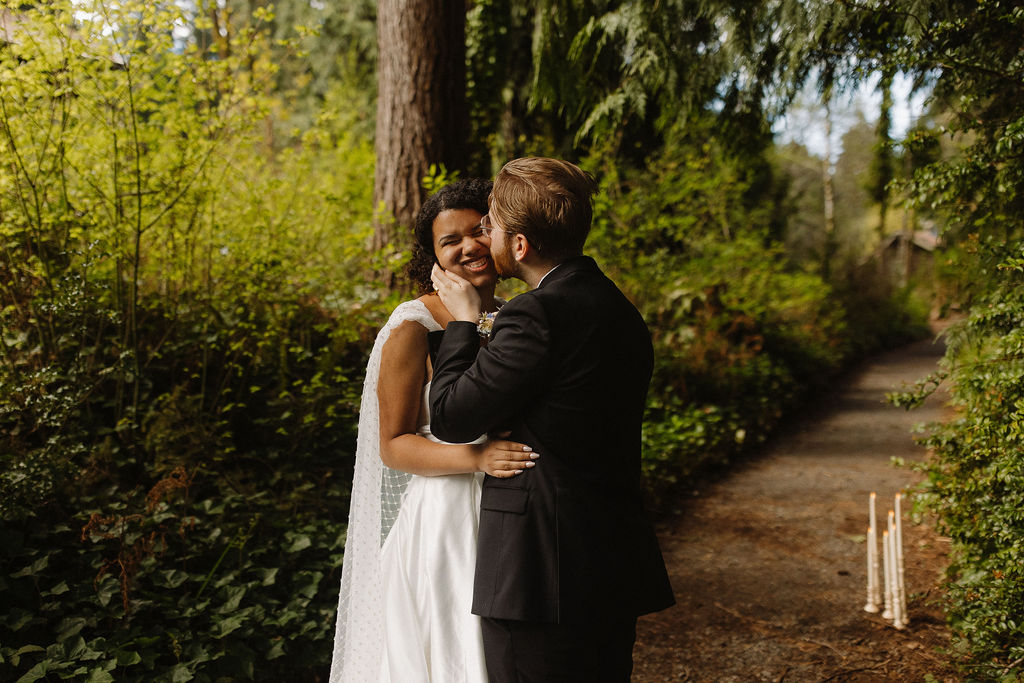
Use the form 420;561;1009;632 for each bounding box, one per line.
869;493;882;606
895;493;908;626
889;513;906;629
864;525;880;613
881;527;893;620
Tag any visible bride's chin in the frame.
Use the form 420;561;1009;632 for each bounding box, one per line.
463;270;497;289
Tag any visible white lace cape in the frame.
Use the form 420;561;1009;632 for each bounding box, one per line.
328;300;442;682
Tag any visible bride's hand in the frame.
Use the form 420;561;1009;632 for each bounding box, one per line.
472;439;539;478
431;264;481;323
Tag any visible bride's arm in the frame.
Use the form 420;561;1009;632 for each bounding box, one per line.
377;320;537;478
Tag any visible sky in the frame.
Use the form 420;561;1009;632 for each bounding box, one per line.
773;72;931;160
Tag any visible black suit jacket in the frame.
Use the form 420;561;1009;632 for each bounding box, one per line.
429;256;675;624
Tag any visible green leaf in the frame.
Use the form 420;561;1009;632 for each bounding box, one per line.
218;585;247;612
296;570;323;599
95;577;119;608
285;533;311;553
11;555;49;578
155;569;190;589
16;660;50;683
257;567;278;586
168;663;194;682
115;650;141;666
56;617;87;643
210;614;245;638
84;666;114;683
265;639;286;660
66;637;93;661
181;642;212;666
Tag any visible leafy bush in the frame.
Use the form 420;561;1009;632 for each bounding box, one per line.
897;246;1024;678
0;2;382;680
3;470;347;682
0;284;379;680
583;125;888;505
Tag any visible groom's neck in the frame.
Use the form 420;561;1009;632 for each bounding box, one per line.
518;258;563;289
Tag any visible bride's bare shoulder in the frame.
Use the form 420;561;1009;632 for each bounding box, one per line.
381;317;429;366
415;293;454;328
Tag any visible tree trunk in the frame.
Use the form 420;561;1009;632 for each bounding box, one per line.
874;71;894;242
821;99;836;281
374;0;468;285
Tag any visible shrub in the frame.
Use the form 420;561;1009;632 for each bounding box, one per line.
0;2;381;679
585;126;863;505
898;245;1024;677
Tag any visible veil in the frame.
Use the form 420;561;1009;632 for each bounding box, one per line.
329;299;442;682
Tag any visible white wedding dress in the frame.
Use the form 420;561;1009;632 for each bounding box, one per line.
330;300;488;683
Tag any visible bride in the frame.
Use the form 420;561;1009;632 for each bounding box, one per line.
329;178;536;682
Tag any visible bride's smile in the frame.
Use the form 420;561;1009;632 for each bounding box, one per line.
461;256;490;272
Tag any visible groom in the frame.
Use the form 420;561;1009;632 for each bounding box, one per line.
429;157;674;682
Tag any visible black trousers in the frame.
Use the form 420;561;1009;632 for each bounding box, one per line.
481;615;638;683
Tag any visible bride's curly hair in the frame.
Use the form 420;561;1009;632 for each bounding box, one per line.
406;178;493;294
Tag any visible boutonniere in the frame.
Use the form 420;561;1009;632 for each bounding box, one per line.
477;310;498;338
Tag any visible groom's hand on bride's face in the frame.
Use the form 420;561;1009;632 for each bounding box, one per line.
430;264;480;323
472;438;540;478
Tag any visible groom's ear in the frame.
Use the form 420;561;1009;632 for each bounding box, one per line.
513;233;530;262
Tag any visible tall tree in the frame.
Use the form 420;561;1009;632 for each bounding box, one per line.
373;0;468;282
868;70;894;242
833;114;876;265
821;95;837;280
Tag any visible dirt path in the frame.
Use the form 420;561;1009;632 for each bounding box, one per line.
634;336;962;682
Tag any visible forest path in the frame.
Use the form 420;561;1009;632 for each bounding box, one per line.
633;334;961;682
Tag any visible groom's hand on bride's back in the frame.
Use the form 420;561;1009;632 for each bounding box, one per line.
471;437;539;478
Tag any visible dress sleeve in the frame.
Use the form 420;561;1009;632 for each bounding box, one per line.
429;295;551;444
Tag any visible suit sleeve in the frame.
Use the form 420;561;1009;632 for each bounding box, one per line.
429;295;551;443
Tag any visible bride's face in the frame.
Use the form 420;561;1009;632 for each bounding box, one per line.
432;208;498;290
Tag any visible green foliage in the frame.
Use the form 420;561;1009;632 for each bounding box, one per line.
527;0;797;150
2;464;350;681
583;114;930;506
210;0;377;138
0;1;381;679
465;0;802;169
421;163;461;196
585;122;862;504
908;260;1024;677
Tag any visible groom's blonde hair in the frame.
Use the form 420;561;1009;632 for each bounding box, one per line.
490;157;597;260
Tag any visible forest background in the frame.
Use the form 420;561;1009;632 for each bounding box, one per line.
1;0;1022;681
